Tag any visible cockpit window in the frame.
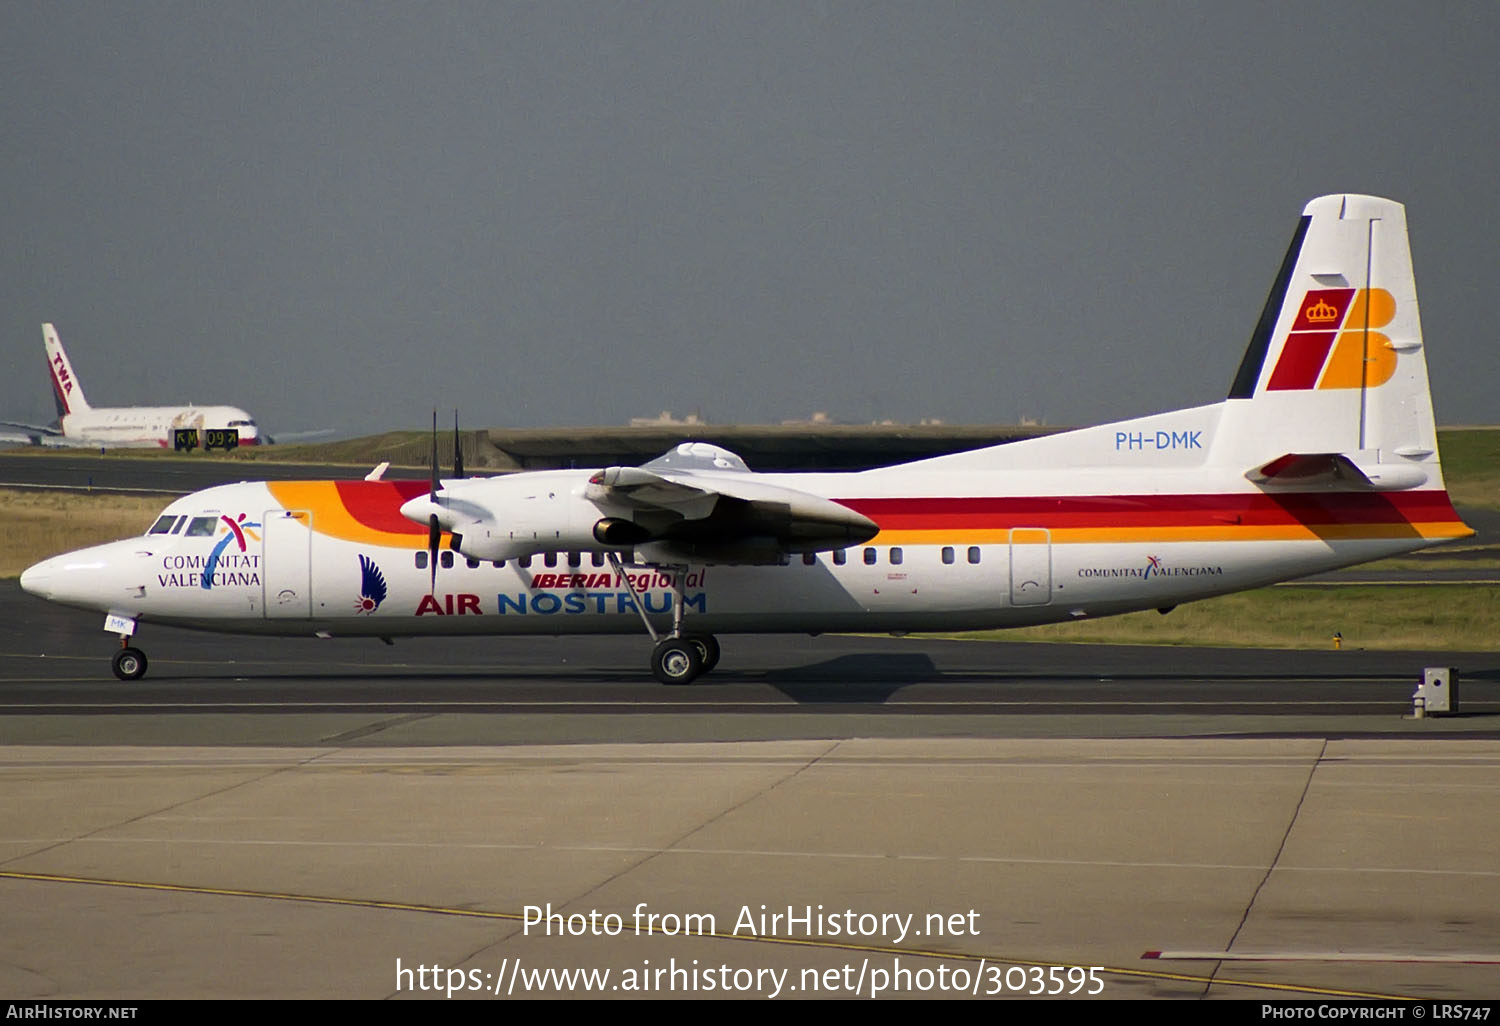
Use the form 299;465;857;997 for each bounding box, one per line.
147;515;179;535
184;516;220;537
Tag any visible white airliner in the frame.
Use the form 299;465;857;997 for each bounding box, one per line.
20;195;1473;683
1;324;263;448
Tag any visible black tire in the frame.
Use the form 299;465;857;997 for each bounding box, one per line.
651;638;703;685
111;647;148;681
684;633;721;674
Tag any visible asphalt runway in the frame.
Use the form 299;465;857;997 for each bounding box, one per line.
4;583;1498;744
5;455;1500;1001
0;449;427;494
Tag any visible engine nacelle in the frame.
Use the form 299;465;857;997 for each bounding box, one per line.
413;473;626;562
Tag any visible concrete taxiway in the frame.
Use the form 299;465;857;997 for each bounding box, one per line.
4;738;1499;1001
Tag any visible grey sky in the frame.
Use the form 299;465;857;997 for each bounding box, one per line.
3;2;1497;439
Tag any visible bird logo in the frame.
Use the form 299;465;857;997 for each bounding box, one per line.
355;554;388;614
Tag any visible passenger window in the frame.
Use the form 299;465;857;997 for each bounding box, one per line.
147;515;177;535
544;552;558;568
184;516;219;537
863;548;877;565
833;549;846;566
942;546;955;565
440;551;454;569
520;555;532;569
591;552;605;567
492;560;504;568
889;547;903;565
802;552;817;566
567;551;582;568
415;551;429;569
968;546;981;564
466;558;480;569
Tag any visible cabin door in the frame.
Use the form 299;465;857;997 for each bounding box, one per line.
1009;528;1053;606
262;509;313;618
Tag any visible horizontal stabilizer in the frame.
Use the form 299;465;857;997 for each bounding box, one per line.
1247;452;1428;491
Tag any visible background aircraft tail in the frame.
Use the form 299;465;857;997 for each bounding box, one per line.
43;323;90;417
1216;194;1444;490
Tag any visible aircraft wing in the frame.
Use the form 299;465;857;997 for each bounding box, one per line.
584;443;879;563
408;442;879;565
263;428;336;444
0;420;61;437
586;465;722;519
0;421;66;447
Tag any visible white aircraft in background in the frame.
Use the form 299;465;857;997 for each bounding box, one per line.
1;324;264;448
21;195;1472;683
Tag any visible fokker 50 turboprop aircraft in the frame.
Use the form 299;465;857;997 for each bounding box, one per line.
1;324;264;448
20;195;1473;683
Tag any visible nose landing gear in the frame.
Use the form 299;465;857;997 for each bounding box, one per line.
111;645;148;681
103;613;148;680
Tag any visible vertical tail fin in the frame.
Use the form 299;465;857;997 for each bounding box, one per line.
1218;195;1442;489
43;323;90;417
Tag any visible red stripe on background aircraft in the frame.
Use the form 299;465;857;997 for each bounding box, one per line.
20;195;1472;682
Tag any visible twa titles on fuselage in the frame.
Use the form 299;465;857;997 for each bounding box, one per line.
20;195;1473;683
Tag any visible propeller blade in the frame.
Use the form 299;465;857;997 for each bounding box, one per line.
453;409;464;479
428;409;440;592
429;409;439;499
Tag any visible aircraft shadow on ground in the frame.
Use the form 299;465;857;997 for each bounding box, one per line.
113;653;940;704
757;653;939;703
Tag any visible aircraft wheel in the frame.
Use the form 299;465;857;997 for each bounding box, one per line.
111;647;148;681
684;633;720;674
651;638;703;685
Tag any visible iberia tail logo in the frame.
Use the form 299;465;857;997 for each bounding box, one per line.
1266;288;1398;391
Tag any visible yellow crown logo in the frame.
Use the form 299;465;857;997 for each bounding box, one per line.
1304;299;1339;323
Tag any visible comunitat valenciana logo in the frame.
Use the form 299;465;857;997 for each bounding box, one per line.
201;514;261;590
1076;556;1224;580
1267;288;1398;391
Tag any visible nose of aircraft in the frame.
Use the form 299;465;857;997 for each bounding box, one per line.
19;558;54;599
18;541;147;611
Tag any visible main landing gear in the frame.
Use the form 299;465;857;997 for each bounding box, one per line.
650;633;721;685
607;554;719;685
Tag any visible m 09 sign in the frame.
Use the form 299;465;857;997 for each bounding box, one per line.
204;428;239;452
